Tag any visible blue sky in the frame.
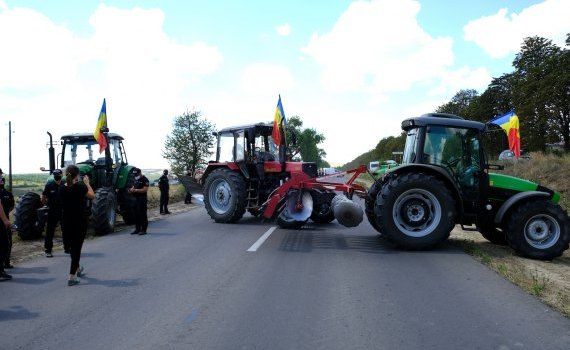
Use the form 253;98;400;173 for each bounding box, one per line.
1;0;569;172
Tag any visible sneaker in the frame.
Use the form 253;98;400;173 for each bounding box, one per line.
45;251;53;258
0;272;13;281
138;231;147;235
68;279;80;286
76;266;85;278
165;211;171;215
130;230;140;235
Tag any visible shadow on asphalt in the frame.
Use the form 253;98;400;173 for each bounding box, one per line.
279;230;462;255
80;276;140;288
81;252;105;258
0;306;39;321
9;277;56;285
11;266;49;274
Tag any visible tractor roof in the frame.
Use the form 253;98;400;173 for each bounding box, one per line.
402;113;486;131
216;122;273;135
61;133;124;141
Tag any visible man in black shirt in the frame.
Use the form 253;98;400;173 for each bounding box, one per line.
0;177;15;269
158;169;170;215
42;169;65;257
129;168;149;235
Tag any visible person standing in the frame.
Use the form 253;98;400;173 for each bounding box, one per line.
42;169;65;257
0;200;12;281
158;169;170;215
0;177;15;269
60;165;95;286
129;168;149;235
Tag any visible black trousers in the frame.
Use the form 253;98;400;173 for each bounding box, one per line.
45;209;65;253
0;224;9;272
135;197;148;232
185;192;192;204
64;222;87;275
159;189;169;213
4;226;12;266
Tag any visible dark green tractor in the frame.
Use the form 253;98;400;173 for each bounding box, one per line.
15;132;138;239
366;113;569;260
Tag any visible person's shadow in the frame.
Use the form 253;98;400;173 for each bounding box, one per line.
80;276;140;288
0;306;39;321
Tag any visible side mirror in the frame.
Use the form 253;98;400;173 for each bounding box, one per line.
487;164;504;170
40;167;46;172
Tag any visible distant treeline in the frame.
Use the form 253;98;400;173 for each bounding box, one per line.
342;34;570;169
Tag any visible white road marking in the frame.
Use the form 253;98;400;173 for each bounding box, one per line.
247;226;277;252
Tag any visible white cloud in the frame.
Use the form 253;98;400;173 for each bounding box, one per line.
429;66;492;96
276;23;291;36
302;0;455;98
464;0;570;58
241;63;295;95
0;3;222;172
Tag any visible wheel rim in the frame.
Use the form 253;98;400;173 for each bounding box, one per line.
209;179;232;214
392;189;442;237
524;214;560;250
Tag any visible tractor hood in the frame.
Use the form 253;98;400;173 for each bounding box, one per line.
489;173;560;203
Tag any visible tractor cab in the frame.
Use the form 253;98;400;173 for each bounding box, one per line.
214;122;278;165
61;133;128;188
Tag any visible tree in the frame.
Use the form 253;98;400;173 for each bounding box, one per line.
285;116;328;166
163;110;215;176
436;89;479;118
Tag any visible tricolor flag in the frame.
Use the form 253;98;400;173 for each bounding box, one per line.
490;111;520;158
272;95;286;147
93;98;108;153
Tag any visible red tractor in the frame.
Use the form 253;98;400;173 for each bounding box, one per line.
200;122;367;228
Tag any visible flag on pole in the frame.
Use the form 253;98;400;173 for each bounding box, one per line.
490;111;520;157
272;95;286;147
93;98;108;153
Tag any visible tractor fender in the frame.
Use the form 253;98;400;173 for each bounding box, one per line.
386;164;464;218
494;191;550;225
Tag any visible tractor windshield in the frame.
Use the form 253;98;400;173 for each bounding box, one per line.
63;139;124;166
402;128;419;164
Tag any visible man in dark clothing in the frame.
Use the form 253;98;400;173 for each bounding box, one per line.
129;168;149;235
42;169;65;257
0;177;15;269
158;169;170;215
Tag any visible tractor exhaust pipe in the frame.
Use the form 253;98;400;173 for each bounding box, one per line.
332;195;363;228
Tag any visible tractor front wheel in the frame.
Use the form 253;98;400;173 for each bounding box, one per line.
14;192;44;240
506;199;569;260
91;187;117;236
204;168;247;223
366;179;383;233
375;173;456;250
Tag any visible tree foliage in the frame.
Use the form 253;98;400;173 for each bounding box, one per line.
163;110;215;176
286;116;329;167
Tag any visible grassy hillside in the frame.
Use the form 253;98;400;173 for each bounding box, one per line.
499;152;569;210
341;133;406;170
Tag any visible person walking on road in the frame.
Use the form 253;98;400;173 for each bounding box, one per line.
0;177;15;269
129;168;149;235
60;165;95;286
158;169;170;215
42;169;65;257
0;200;12;281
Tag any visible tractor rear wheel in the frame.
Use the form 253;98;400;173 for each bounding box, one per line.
366;179;383;233
506;199;569;260
477;221;507;245
375;173;456;250
204;168;247;223
91;187;117;236
14;192;44;240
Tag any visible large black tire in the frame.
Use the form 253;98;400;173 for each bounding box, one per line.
366;180;383;233
91;187;117;236
14;192;44;240
118;189;137;225
375;173;456;250
204;168;247;223
477;220;507;245
506;199;569;260
310;190;335;224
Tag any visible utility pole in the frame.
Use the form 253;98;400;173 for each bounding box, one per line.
8;121;13;192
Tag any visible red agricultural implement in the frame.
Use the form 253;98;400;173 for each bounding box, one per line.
196;122;368;229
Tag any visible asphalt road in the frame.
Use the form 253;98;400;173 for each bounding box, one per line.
1;205;569;349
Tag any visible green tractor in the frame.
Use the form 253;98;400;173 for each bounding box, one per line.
14;131;138;239
366;113;569;260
